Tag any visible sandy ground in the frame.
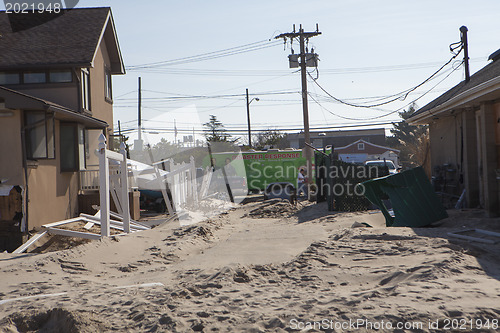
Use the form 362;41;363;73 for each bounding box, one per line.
1;199;500;332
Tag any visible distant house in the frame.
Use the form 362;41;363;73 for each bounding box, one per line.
286;128;386;149
334;139;400;165
0;8;125;251
408;48;500;216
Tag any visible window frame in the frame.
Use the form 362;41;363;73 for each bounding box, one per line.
23;71;47;84
104;66;113;103
60;123;87;172
24;111;55;160
81;68;91;111
0;71;21;85
0;70;74;85
49;70;73;83
357;142;365;150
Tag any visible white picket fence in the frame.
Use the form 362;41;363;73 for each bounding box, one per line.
166;157;198;210
98;134;131;236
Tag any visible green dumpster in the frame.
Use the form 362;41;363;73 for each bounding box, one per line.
360;166;448;227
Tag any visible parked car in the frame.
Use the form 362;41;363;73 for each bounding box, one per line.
364;160;400;174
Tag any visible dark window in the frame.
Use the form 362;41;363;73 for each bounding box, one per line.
60;123;86;172
104;67;112;102
25;111;55;159
49;70;72;83
0;72;20;85
23;71;47;84
81;69;91;111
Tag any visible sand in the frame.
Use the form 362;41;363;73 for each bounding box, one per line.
1;200;500;332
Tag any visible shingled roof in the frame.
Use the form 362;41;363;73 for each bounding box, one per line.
0;7;125;73
409;53;500;123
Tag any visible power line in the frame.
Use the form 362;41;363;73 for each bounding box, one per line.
126;39;282;69
310;52;463;109
124;57;487;76
308;63;462;121
114;90;299;102
116;121;397;135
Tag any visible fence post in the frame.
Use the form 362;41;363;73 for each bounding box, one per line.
120;142;131;233
326;152;335;211
190;156;198;207
98;134;110;237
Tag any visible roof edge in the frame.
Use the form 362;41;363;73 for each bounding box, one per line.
409;75;500;125
91;9;126;75
335;139;400;153
0;86;107;128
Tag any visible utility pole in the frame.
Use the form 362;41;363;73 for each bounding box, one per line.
246;88;259;148
138;77;142;142
275;24;321;196
460;26;470;82
134;77;143;151
174;119;177;145
118;120;122;144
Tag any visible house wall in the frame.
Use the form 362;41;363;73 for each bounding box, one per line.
16;84;80;112
461;110;479;208
429;116;460;168
479;102;499;215
90;40;113;128
26;119;79;229
428;115;465;205
86;40;114;166
0;110;24;186
494;104;500;167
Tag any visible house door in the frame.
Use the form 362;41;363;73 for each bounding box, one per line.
475;110;485;208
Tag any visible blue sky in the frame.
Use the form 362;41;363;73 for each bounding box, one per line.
10;1;500;146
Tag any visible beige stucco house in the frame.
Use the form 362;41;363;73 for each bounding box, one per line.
0;8;125;251
408;48;500;216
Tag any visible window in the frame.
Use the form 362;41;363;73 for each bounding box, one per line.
49;70;72;83
25;111;55;159
358;142;365;150
104;66;112;102
60;123;86;172
0;72;20;85
23;71;47;84
1;70;74;85
81;69;91;111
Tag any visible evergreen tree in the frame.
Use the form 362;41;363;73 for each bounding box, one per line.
203;115;238;143
387;103;430;170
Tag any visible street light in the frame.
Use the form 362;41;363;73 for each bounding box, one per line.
246;88;259;148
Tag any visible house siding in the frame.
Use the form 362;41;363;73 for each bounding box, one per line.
90;40;113;128
86;40;114;167
14;82;80;112
425;102;500;212
0;110;24;186
429;117;460;168
26;119;79;229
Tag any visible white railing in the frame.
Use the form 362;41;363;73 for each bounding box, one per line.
98;134;130;236
79;165;136;192
79;167;100;191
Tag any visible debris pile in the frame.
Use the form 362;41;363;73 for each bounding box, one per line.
247;199;298;219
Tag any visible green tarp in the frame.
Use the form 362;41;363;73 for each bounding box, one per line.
360;166;448;227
